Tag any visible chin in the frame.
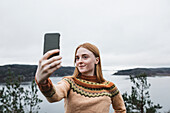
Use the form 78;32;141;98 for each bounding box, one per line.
79;70;86;74
78;69;87;74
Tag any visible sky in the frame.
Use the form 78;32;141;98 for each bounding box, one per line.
0;0;170;70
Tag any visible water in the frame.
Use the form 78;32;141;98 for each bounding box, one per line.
1;70;170;113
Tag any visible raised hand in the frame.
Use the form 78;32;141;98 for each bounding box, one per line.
35;49;62;84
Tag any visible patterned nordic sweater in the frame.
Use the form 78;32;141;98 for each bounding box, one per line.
36;75;126;113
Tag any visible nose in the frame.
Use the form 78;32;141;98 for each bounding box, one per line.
76;57;83;65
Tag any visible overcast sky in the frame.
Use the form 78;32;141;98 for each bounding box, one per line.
1;0;170;70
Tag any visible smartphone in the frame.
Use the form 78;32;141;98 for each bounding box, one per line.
43;33;60;59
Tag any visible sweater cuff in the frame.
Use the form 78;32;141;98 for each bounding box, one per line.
35;77;56;97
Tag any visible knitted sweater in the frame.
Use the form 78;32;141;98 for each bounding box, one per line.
36;75;126;113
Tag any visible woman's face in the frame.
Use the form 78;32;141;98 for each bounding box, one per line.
75;47;99;76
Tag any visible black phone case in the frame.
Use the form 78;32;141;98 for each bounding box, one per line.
43;33;60;59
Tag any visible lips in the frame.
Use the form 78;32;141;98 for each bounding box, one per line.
79;65;86;68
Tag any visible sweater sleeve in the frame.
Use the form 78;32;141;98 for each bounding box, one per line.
35;77;70;103
111;92;126;113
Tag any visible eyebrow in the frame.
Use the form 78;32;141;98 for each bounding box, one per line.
75;54;88;57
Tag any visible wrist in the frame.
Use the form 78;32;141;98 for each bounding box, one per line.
35;75;48;85
39;79;48;84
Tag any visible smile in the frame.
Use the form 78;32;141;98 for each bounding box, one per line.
79;65;86;68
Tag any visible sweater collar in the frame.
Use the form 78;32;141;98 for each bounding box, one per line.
77;74;98;82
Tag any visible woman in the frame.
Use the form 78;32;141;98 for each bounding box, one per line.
35;43;126;113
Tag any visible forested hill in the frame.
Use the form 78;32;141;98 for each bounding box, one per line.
0;64;75;82
113;68;170;76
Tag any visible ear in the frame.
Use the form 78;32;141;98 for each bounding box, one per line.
95;57;99;64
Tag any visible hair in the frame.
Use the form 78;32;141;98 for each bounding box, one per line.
72;42;105;83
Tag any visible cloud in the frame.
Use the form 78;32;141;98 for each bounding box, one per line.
0;0;170;69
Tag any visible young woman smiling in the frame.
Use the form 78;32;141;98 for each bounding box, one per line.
35;43;126;113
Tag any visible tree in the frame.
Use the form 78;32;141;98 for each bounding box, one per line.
122;74;162;113
0;68;42;113
24;79;43;113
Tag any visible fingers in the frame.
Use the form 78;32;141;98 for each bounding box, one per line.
42;59;62;72
49;60;62;68
48;63;62;75
47;60;62;70
42;49;60;60
48;56;62;65
42;61;62;76
40;55;62;69
36;49;62;83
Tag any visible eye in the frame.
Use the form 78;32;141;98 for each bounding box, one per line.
75;56;79;61
82;55;88;59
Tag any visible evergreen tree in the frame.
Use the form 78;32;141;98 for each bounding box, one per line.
122;74;162;113
0;68;42;113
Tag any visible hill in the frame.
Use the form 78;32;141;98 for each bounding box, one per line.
113;68;170;76
0;64;75;83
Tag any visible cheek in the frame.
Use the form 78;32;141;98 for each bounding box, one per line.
85;59;93;64
86;60;95;67
75;62;79;67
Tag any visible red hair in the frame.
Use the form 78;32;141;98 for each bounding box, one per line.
72;43;105;83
